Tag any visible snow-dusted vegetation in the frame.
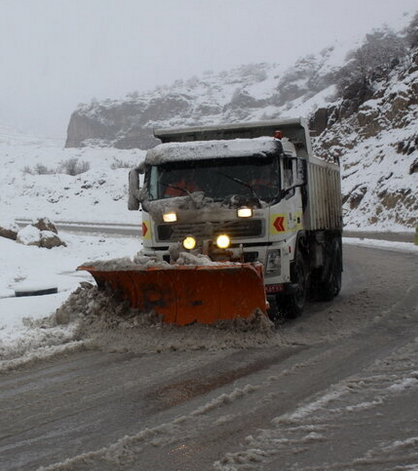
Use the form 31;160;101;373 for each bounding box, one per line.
0;126;145;224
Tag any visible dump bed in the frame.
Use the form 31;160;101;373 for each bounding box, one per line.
154;118;312;159
154;118;341;232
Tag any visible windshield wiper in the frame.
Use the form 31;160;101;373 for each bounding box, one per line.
216;171;261;204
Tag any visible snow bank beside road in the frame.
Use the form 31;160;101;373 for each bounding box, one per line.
0;233;141;368
343;237;418;253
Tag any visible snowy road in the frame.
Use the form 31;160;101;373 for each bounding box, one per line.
0;245;417;471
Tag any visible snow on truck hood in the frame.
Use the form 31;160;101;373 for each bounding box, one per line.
145;137;280;165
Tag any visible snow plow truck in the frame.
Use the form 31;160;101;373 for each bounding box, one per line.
80;118;342;325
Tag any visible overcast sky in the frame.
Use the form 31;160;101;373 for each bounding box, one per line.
1;0;417;138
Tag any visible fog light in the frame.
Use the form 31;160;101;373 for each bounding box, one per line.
216;234;231;249
163;212;177;223
237;207;253;218
183;236;196;250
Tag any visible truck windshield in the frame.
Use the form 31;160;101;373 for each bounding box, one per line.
147;156;280;204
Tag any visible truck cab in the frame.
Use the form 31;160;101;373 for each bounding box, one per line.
128;118;342;318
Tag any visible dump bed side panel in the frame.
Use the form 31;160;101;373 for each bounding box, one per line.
305;160;342;231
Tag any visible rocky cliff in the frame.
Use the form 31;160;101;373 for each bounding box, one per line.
314;48;418;229
65;52;341;150
65;16;418;230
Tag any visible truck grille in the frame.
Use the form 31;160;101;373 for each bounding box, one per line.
157;219;263;241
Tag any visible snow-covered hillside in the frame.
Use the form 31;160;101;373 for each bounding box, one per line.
65;48;347;150
0;124;145;224
314;52;418;230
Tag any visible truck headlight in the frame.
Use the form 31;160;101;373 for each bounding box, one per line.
237;207;253;218
266;249;281;275
163;212;177;223
183;236;196;250
216;234;231;249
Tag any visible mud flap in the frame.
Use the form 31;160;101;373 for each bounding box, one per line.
77;263;268;326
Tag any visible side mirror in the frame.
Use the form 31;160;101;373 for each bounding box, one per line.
128;168;141;210
137;161;146;174
295;158;307;186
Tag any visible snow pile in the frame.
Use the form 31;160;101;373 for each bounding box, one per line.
0;232;140;370
81;250;226;270
344;237;418;253
58;284;276;354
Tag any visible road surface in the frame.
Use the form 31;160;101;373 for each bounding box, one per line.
0;244;417;470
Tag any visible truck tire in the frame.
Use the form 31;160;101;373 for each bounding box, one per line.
285;251;308;318
318;238;342;301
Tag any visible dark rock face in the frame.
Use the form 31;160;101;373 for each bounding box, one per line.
0;225;18;241
65;94;195;149
65;56;341;150
32;217;58;234
313;47;418;229
40;232;67;249
309;107;338;136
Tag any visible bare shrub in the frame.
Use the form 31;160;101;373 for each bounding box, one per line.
59;158;90;176
337;28;407;97
405;12;418;49
34;163;54;175
22;163;54;175
110;158;132;170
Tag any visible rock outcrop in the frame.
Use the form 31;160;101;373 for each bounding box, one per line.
314;51;418;229
65;53;340;149
0;221;19;241
15;218;66;248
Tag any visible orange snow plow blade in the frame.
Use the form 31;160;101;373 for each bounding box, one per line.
77;263;267;326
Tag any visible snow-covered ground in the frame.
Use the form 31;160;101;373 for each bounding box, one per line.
0;232;141;367
1;230;416;370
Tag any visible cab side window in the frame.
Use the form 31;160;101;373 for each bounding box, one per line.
283;158;295;198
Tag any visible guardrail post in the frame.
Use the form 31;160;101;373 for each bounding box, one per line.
415;227;418;246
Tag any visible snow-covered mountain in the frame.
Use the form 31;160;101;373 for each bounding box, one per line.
2;14;417;231
65;47;347;150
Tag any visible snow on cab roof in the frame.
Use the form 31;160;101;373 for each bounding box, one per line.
145;137;280;165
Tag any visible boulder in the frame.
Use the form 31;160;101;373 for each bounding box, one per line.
40;231;67;249
0;220;19;240
16;221;66;248
32;217;58;234
17;225;41;246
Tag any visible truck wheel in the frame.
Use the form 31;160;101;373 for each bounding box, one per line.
267;295;283;325
318;239;342;301
285;251;307;318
